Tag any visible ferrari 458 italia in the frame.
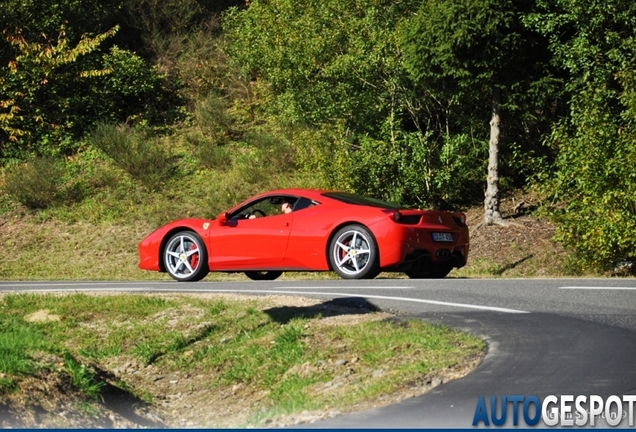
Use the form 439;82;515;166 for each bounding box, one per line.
138;189;469;281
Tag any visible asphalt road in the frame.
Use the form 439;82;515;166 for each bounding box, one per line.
1;278;635;428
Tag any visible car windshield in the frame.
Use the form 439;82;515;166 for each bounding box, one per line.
322;192;403;209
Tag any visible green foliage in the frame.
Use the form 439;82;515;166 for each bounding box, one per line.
399;0;562;196
188;134;232;171
88;123;174;191
530;0;636;272
224;0;561;208
0;293;484;426
63;353;105;400
0;25;120;158
0;315;47;376
225;0;460;206
225;0;414;133
3;156;64;208
0;0;182;161
98;46;168;121
435;134;489;203
332;133;427;205
186;94;235;169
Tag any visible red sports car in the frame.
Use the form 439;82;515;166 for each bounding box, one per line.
138;189;469;281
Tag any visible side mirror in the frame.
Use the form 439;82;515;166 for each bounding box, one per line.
217;212;229;225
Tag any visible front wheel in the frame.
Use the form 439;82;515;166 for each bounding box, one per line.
244;271;283;281
163;231;209;282
329;224;380;279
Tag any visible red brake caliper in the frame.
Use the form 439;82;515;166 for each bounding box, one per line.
341;240;349;261
189;244;199;269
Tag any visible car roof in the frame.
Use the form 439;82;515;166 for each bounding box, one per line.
256;188;333;201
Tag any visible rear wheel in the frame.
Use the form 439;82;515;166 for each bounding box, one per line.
329;224;379;279
244;271;283;281
405;264;452;279
164;231;209;282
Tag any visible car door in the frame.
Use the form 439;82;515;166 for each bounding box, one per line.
209;206;293;269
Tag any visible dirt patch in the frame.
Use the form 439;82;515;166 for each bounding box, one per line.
24;309;61;322
457;193;571;277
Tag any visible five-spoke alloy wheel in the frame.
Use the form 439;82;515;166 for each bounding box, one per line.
163;231;209;282
329;224;379;279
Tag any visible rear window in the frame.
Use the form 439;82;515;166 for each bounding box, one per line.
322;192;403;209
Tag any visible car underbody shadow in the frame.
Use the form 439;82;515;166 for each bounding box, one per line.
264;297;381;324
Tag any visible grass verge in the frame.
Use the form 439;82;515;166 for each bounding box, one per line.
0;292;484;428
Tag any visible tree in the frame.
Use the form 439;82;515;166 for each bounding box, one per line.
224;0;414;135
225;0;444;205
400;0;560;223
0;0;177;161
0;26;119;152
528;0;636;272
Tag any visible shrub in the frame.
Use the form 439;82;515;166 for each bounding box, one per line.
193;138;232;170
245;132;298;173
194;94;235;138
88;123;174;191
3;157;64;209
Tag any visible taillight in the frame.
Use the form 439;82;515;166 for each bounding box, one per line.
382;209;403;222
452;212;467;226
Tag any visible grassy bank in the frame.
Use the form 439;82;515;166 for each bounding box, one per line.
0;292;484;427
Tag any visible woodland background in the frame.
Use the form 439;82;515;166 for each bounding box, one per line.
1;0;635;274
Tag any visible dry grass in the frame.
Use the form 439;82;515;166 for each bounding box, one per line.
0;215;166;281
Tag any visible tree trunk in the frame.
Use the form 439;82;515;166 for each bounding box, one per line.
483;88;503;225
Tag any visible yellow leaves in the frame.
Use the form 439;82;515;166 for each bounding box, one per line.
7;25;120;71
0;99;15;108
1;25;121;143
79;68;113;78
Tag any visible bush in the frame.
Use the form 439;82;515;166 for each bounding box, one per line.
245;132;298;173
3;157;64;209
187;95;235;170
187;133;232;171
88;123;174;191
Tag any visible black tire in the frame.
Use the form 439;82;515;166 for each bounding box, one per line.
244;271;283;281
328;224;380;280
163;231;209;282
405;264;452;279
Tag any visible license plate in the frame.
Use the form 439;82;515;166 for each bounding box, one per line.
432;232;454;242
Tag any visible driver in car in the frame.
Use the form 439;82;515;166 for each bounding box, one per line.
246;197;294;219
281;198;293;214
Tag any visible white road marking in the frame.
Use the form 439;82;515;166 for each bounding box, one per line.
560;286;636;290
0;282;172;287
1;284;528;314
275;286;413;290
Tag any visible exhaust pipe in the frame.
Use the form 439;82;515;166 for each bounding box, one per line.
436;249;451;259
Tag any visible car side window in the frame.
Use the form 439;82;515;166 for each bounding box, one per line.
229;196;299;220
292;197;318;212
